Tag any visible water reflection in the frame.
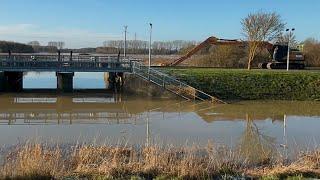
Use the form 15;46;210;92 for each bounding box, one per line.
0;95;133;125
237;114;277;164
0;93;320;153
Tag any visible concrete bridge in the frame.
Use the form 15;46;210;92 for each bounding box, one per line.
0;53;224;103
0;53;134;92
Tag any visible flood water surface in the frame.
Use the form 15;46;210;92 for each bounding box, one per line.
0;72;319;154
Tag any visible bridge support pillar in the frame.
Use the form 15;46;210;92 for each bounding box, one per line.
108;72;116;90
1;71;23;92
107;72;124;92
56;72;74;92
0;72;4;91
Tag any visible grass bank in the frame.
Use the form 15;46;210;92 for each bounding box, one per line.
1;141;320;179
165;68;320;101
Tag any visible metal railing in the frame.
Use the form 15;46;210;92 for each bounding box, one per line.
132;61;225;103
0;56;133;72
0;54;141;62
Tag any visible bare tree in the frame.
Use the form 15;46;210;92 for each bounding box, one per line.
303;38;320;67
277;32;298;48
241;12;285;69
28;41;40;47
48;41;65;50
57;42;65;50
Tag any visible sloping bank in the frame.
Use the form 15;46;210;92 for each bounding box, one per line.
165;68;320;101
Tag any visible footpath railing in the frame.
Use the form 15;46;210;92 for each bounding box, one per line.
131;61;226;103
0;54;134;72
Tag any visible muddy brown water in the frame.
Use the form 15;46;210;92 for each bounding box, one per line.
0;72;319;155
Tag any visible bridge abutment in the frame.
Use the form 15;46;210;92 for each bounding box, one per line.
106;72;124;91
0;72;4;91
0;71;24;92
56;72;74;92
107;72;116;90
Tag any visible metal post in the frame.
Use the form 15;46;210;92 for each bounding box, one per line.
70;51;73;61
148;23;152;77
286;32;291;71
286;28;295;71
162;75;165;88
58;50;61;62
124;25;128;58
8;50;11;60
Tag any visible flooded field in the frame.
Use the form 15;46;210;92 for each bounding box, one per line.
0;72;320;154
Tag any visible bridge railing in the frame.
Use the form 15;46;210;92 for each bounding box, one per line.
0;59;133;72
0;54;136;62
132;61;225;103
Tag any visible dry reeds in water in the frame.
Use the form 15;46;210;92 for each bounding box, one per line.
0;141;320;179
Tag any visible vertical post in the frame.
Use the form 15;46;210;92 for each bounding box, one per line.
58;50;61;62
8;50;11;60
70;51;73;61
162;75;165;88
134;32;137;54
148;23;152;74
286;32;291;71
124;25;128;58
286;28;295;71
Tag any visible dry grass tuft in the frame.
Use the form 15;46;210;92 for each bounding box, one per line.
1;142;320;179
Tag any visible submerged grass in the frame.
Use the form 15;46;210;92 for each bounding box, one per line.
1;141;320;179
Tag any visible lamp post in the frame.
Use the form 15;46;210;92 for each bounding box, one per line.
124;25;128;58
286;28;295;71
148;23;152;74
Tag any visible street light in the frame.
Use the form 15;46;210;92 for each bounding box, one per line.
148;23;152;73
286;28;295;71
124;25;128;58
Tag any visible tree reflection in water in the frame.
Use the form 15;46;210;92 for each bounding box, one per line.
237;114;277;165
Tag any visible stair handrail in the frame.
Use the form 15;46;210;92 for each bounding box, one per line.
131;61;226;104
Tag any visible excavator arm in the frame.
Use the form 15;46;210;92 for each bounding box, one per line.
166;36;244;66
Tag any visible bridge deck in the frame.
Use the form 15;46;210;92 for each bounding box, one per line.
0;54;134;72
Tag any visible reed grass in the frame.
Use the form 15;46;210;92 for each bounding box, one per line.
0;141;320;179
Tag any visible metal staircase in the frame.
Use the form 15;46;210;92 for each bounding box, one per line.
131;61;225;103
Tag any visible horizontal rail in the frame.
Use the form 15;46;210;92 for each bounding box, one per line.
0;54;141;62
0;59;133;72
132;62;226;103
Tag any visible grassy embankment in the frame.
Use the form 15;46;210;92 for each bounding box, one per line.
165;68;320;101
1;142;320;179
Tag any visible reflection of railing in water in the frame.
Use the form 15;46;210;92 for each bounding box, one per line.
13;97;117;104
14;98;57;103
0;111;144;125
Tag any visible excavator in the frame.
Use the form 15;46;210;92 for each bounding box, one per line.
163;36;305;69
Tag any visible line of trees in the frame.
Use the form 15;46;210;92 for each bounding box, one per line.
103;40;197;55
0;41;34;53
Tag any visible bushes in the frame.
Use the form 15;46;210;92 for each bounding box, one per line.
303;38;320;67
0;41;34;53
166;68;320;100
189;45;248;68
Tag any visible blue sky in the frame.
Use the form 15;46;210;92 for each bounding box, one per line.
0;0;319;48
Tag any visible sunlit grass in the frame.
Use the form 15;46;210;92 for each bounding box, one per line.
1;140;320;179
